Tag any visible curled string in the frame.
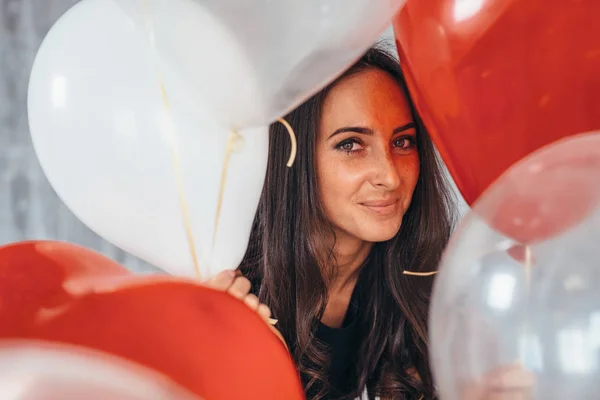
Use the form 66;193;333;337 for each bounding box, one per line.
143;0;201;280
277;118;297;167
403;270;438;277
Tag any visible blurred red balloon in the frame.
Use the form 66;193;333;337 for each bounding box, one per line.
0;241;304;400
394;0;600;205
0;240;131;329
473;131;600;243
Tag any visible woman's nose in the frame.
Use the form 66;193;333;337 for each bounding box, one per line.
370;150;401;190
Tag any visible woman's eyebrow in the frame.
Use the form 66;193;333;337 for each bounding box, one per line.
328;126;373;139
328;122;416;139
393;122;416;135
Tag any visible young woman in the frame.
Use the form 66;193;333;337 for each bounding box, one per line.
205;46;531;399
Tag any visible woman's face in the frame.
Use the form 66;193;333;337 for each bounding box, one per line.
316;68;420;243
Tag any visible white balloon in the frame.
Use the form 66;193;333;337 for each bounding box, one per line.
0;340;199;400
28;0;269;278
118;0;406;128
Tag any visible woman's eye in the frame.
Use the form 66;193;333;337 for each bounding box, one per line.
340;142;354;151
335;138;363;153
393;136;416;150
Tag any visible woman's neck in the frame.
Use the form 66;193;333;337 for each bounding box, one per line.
320;232;371;328
328;232;372;293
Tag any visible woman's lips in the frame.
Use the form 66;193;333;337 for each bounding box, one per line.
359;199;400;216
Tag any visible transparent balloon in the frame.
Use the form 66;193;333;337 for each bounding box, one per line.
0;340;200;400
117;0;406;128
430;132;600;399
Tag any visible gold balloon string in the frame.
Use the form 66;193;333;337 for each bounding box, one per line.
277;118;297;167
519;245;533;365
212;130;244;249
142;0;201;280
159;84;202;280
403;270;438;277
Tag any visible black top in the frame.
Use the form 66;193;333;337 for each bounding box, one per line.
312;283;362;399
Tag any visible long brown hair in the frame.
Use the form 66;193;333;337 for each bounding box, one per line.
240;44;457;399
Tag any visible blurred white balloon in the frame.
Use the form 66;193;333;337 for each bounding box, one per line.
28;0;269;279
117;0;406;128
0;340;199;400
430;132;600;399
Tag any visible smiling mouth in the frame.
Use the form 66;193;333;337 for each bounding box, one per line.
359;199;400;216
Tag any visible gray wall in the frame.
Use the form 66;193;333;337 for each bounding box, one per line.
0;0;158;273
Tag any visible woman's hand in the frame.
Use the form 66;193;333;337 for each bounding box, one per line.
204;270;272;322
203;270;288;350
461;363;535;400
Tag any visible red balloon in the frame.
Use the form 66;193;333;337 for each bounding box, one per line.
0;240;131;327
394;0;600;205
0;241;304;400
473;132;600;243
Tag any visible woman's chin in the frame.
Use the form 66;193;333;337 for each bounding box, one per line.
357;222;402;243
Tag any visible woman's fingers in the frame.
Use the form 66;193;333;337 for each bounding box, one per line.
203;270;236;291
227;275;252;300
237;285;274;324
244;293;260;311
257;303;272;321
203;272;287;350
204;272;259;311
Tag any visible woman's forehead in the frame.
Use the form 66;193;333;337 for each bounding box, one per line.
319;69;414;133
